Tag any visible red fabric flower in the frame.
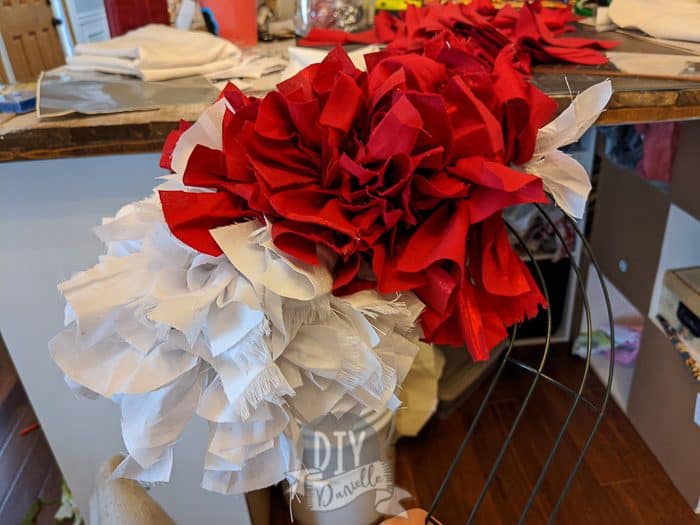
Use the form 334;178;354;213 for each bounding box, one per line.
159;43;554;361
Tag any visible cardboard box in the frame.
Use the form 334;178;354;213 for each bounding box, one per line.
659;268;700;372
628;319;700;513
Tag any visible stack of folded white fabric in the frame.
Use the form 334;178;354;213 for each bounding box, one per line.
66;24;243;81
609;0;700;43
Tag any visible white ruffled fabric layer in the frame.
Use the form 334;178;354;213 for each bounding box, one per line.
50;194;423;495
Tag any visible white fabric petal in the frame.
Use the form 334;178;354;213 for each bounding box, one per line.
197;376;240;423
194;338;294;420
170;98;227;176
289;379;347;422
210;221;333;301
522;80;612;218
202;430;301;495
533;80;612;155
207;405;289;459
58;253;152;347
119;364;204;471
524;150;592;218
112;449;174;484
115;315;168;355
207;301;266;357
93;195;164;245
50;330;199;397
148;260;237;346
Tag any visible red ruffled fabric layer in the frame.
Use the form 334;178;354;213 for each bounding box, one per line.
158;34;564;360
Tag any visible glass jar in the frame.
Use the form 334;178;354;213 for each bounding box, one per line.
295;0;371;36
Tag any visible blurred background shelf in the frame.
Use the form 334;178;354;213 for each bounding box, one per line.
581;275;642;413
579;120;700;512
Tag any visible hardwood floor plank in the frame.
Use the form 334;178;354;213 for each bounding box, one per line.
0;336;64;525
0;339;25;449
35;458;63;525
0;405;36;503
0;431;52;525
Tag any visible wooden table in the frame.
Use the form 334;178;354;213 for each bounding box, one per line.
1;29;700;163
533;28;700;125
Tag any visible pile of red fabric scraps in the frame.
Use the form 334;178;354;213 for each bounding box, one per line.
299;0;617;71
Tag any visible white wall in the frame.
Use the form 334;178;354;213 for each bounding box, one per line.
0;154;252;525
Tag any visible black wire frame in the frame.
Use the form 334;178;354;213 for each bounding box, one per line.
424;202;616;525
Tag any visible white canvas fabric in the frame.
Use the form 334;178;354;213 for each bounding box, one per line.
66;24;242;81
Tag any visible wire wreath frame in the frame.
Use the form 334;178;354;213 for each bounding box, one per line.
424;202;616;525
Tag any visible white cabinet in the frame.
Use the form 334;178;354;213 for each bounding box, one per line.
62;0;110;46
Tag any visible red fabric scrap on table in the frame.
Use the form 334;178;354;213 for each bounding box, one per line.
299;1;617;70
160;43;554;361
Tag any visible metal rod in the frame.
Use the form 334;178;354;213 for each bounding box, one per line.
463;222;553;524
505;357;598;412
423;205;615;525
424;224;552;524
517;205;594;523
547;213;616;524
424;328;519;524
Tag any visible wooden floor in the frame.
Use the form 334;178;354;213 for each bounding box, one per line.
271;347;700;525
0;338;62;525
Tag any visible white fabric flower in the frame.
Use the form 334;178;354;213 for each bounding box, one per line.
50;194;423;495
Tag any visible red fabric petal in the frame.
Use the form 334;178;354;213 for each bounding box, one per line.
332;253;362;292
160;120;191;171
366;95;423;160
442;75;504;160
373;243;427;294
368;54;447;94
467;182;547;224
159;190;249;256
448;157;539;192
268;189;357;239
254;92;296;141
414;264;458;316
479;215;531;296
313;46;363;94
397;201;470;275
182;144;227;189
271;219;356;265
319;72;365;133
413;171;469;199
